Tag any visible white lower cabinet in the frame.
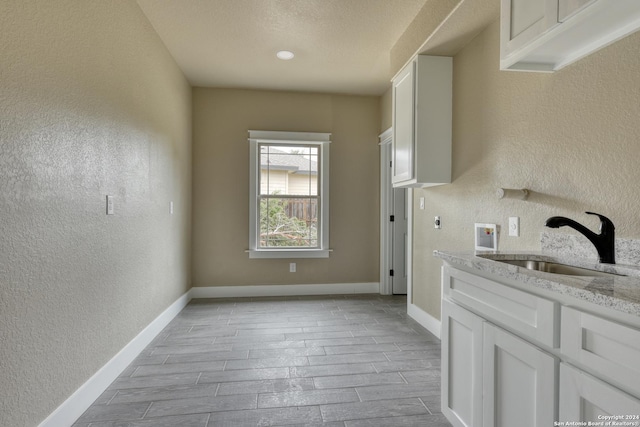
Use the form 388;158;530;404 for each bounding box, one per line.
482;323;557;427
559;363;640;422
441;265;640;427
442;300;484;427
442;298;557;427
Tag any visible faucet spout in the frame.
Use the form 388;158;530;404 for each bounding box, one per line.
545;212;615;264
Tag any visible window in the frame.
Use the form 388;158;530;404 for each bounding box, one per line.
248;130;330;258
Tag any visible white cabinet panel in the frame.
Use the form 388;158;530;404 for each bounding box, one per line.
441;300;484;427
444;267;558;347
391;55;451;188
500;0;640;72
483;323;557;427
392;63;414;184
558;0;595;22
559;363;640;422
561;306;640;398
501;0;558;58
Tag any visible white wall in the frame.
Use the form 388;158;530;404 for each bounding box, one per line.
0;1;192;425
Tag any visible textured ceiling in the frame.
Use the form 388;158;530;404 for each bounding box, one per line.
136;0;428;95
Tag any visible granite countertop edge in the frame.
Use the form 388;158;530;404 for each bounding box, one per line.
433;250;640;318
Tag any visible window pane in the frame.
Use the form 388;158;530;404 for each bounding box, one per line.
259;144;318;196
259;197;318;248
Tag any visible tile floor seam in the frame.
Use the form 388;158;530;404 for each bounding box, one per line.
106;390;118;405
141;401;153;419
418;397;433;415
354;387;363;403
398;371;409;384
130;366;140;377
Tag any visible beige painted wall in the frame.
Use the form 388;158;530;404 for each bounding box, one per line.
411;20;640;319
192;88;379;287
390;0;461;74
380;87;393;132
0;1;191;426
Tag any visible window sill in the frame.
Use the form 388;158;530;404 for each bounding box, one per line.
247;249;331;259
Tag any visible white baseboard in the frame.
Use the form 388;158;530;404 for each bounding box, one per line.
39;290;192;427
190;282;380;299
407;301;441;339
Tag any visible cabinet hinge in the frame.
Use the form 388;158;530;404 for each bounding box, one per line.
390;269;394;277
390;215;395;222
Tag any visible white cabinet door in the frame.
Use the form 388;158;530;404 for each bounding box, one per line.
559;363;640;422
500;0;640;71
442;300;484;427
483;323;557;427
558;0;595;22
500;0;558;58
391;55;452;188
392;62;414;185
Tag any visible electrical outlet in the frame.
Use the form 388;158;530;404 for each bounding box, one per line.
434;216;441;229
289;263;296;273
509;216;520;237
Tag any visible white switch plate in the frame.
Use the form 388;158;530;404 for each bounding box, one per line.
170;201;174;215
434;216;441;229
509;216;520;237
289;263;296;273
419;197;425;210
106;195;114;215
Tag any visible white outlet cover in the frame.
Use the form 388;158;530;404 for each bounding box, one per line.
509;217;520;237
106;195;114;215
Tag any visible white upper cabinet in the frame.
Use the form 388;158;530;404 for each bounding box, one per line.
501;0;558;59
500;0;640;72
391;55;452;188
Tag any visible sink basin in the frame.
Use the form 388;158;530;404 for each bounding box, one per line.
495;259;624;277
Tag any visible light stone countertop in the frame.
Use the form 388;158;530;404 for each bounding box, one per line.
434;250;640;318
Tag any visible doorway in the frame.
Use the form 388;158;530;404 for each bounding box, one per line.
380;128;408;295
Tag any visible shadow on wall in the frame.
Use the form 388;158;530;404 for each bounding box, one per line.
524;190;583;212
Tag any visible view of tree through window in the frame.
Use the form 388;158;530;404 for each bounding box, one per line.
259;144;319;248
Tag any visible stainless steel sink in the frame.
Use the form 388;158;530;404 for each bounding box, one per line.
495;259;624;277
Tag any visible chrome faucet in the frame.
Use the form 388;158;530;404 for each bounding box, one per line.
545;212;615;264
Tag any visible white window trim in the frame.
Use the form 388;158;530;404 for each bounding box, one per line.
248;130;331;259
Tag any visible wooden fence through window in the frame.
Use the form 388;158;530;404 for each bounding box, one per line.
285;199;317;224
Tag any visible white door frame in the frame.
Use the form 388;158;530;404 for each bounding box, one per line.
379;128;393;295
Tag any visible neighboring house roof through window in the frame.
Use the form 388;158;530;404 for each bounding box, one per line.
260;147;318;175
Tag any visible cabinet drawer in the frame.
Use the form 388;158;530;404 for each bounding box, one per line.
561;306;640;398
444;267;558;347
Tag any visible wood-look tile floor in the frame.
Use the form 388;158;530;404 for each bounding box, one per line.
74;295;452;427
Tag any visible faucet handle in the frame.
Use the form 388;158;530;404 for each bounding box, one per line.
585;212;615;232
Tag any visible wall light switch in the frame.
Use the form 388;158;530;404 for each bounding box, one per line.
106;195;114;215
434;216;441;229
419;197;425;210
509;216;520;237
